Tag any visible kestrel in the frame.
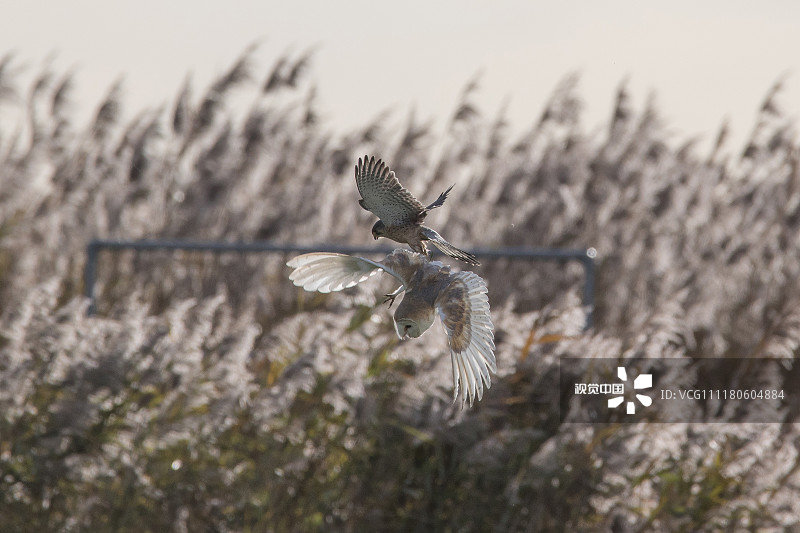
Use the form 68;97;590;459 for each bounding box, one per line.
287;249;496;406
355;156;480;266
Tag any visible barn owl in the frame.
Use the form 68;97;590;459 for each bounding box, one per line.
287;249;495;406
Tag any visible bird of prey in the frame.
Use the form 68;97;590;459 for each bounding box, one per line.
287;249;496;406
355;156;480;266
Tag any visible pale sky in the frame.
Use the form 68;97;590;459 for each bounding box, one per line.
1;1;798;152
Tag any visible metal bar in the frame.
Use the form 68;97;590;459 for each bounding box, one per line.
580;250;597;329
86;238;590;259
84;241;99;316
85;239;596;329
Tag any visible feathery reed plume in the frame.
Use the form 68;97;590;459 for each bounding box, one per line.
184;45;256;150
285;48;313;87
609;78;631;139
128;114;160;183
262;56;287;93
450;74;481;125
91;78;123;141
172;75;192;136
0;52;17;102
50;70;73;118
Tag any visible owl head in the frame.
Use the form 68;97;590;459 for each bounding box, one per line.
393;293;436;339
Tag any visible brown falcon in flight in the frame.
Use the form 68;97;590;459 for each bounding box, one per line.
287;249;496;406
355;156;480;266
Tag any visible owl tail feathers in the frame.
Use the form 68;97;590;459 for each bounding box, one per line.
421;227;480;266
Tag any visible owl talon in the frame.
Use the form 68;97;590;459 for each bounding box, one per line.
383;293;397;308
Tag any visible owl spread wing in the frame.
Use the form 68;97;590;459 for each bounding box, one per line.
436;271;496;406
355;156;426;225
287;252;406;293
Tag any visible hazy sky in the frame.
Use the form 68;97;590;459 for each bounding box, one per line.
1;1;798;151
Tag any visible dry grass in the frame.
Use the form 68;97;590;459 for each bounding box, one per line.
1;48;799;530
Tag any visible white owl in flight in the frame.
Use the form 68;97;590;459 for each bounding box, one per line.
287;249;496;406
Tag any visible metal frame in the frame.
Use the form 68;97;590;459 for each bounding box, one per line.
84;239;596;329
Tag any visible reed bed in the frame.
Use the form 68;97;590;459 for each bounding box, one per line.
1;48;798;530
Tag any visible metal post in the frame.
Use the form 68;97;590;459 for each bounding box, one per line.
84;240;99;315
581;248;597;331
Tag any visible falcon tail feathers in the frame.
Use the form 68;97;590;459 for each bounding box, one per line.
421;227;480;266
425;184;455;211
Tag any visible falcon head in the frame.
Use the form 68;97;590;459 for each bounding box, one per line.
371;220;386;240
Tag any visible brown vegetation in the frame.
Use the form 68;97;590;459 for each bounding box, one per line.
1;48;799;530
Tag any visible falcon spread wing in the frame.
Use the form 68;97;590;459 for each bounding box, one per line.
287;252;406;293
355;156;426;225
436;271;496;406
